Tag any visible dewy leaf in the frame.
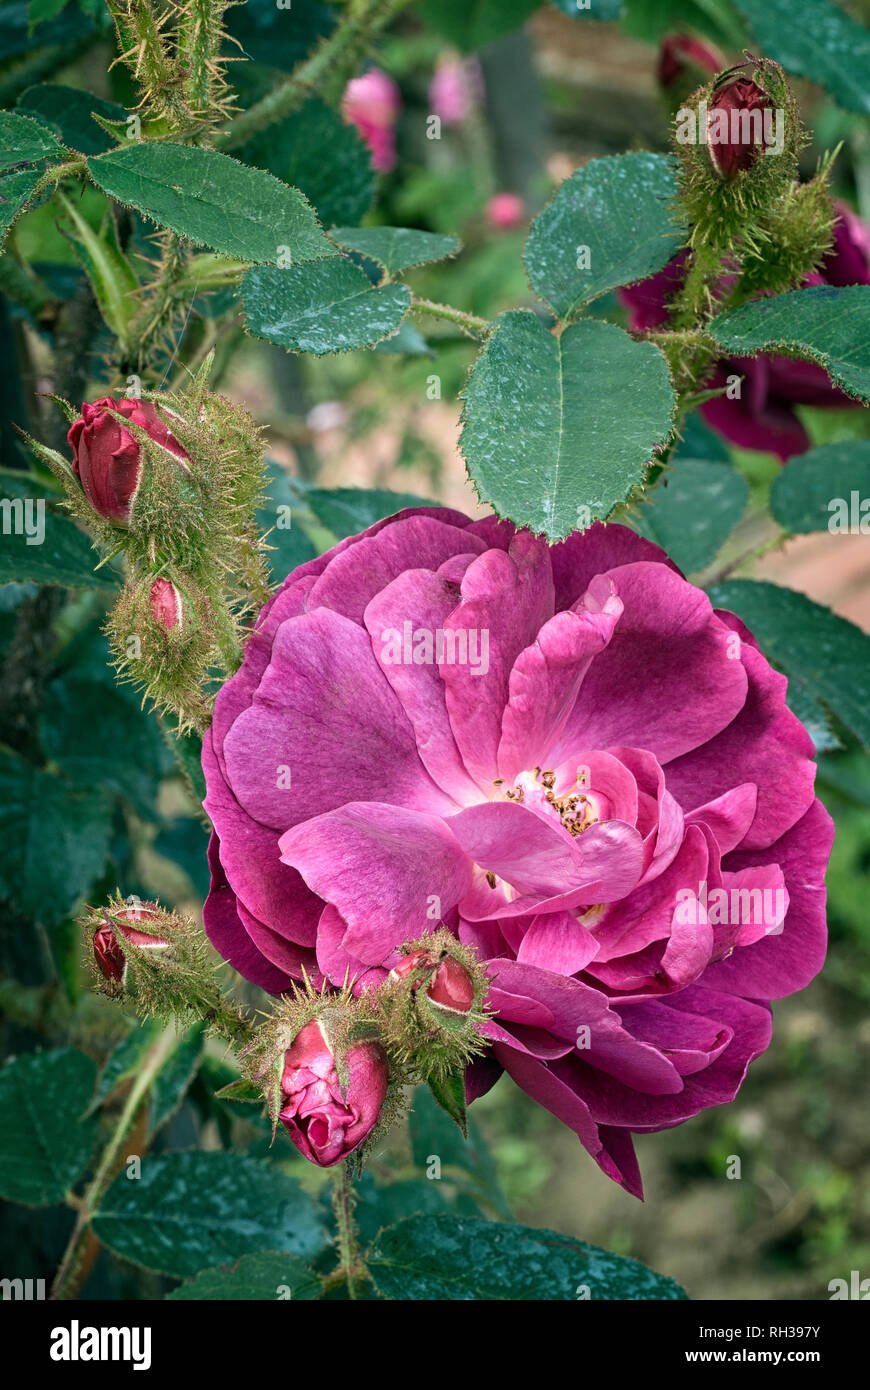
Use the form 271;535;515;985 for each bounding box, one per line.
236;99;373;230
0;750;112;923
708;286;870;402
460;312;675;540
523;152;684;320
735;0;870;115
167;1251;321;1301
635;458;748;573
93;1152;329;1277
707;580;870;751
0;1049;98;1206
0;108;64;170
0;169;41;247
242;259;410;354
330;226;460;275
427;1071;468;1137
369;1215;688;1300
87;143;333;265
770;440;870;535
17;84;126;157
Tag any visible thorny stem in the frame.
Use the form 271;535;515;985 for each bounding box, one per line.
50;1026;180;1300
330;1161;366;1299
219;0;415;149
411;296;490;341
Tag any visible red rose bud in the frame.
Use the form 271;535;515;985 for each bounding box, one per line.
427;957;475;1014
149;578;183;632
278;1019;389;1167
658;35;723;90
706;76;772;181
390;949;475;1013
93;904;170;985
67;397;189;525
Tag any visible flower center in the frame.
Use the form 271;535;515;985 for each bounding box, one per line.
496;766;602;837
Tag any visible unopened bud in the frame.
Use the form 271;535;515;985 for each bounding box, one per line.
657;34;723;92
92;902;169;987
149;577;183;632
707;74;772;181
67;397;189;525
278;1018;389;1167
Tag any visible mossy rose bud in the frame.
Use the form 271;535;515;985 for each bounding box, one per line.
391;948;475;1013
92;903;169;986
707;74;772;180
67;397;189;524
278;1019;389;1167
149;578;183;632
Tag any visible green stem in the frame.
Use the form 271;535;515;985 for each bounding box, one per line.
411;296;490;341
219;0;414;150
330;1161;365;1300
50;1026;180;1300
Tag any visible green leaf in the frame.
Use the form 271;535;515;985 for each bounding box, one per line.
636;458;748;573
408;1084;508;1216
55;191;138;348
427;1072;468;1136
41;677;168;813
167;1251;321;1300
707;579;870;751
0;169;41;247
147;1025;205;1140
708;286;870;402
0;471;119;589
770;440;870;535
551;0;621;15
92;1023;161;1109
28;0;72;24
93;1151;328;1277
214;1078;264;1104
236;99;373;230
460;312;675;540
242;259;410;354
330;227;460;275
303;485;438;539
0;109;64;170
257;460;317;581
0;1048;97;1205
0;749;112;923
87;143;332;266
375;321;432;357
227;0;335;69
369;1215;688;1300
524;152;684;320
735;0;870;114
419;0;541;51
17;84;125;157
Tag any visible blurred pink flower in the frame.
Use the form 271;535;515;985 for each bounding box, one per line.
429;54;482;126
486;192;525;230
342;68;401;173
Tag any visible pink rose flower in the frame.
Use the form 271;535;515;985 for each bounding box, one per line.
621;204;870;459
486;192;525;230
429;55;482;126
203;510;831;1196
67;397;189;524
341;69;401;174
279;1019;389;1166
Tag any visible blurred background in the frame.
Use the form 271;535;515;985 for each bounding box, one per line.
2;0;869;1300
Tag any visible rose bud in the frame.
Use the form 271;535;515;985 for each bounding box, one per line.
486;192;525;230
93;904;170;985
706;74;772;181
427;957;475;1014
278;1019;389;1167
657;34;723;91
67;397;189;525
390;949;475;1013
149;577;183;632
